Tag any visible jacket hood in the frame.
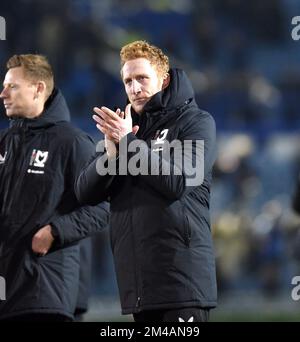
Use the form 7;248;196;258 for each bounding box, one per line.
142;68;195;114
10;88;70;129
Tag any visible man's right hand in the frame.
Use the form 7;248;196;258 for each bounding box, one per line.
92;104;139;144
32;224;54;256
105;135;118;159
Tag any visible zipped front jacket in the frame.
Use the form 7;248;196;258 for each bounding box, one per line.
0;89;109;320
76;69;217;314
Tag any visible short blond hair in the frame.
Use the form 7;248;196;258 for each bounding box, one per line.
7;54;54;100
120;40;169;77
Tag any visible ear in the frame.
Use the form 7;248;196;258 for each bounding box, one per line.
162;73;170;90
35;81;46;97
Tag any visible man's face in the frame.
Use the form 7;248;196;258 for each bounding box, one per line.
122;58;165;114
0;67;38;118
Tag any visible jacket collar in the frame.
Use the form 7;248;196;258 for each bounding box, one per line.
141;68;195;115
9;88;70;130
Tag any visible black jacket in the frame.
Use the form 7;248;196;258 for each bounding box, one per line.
75;237;92;316
76;69;217;314
0;89;109;320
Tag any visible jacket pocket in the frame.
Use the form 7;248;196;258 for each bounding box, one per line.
182;205;191;247
165;200;191;247
23;249;41;300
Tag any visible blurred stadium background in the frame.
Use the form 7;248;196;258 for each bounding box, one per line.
2;0;300;321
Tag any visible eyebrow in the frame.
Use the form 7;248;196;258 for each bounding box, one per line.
124;73;149;82
2;82;16;87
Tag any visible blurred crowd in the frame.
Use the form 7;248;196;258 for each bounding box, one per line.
1;0;300;131
1;0;300;300
213;133;300;296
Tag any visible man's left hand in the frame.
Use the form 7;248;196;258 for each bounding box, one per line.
93;104;138;143
32;224;54;256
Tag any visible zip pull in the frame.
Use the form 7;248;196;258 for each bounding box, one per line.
135;296;141;308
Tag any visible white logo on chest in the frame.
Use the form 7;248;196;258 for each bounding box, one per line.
152;129;169;152
27;149;49;174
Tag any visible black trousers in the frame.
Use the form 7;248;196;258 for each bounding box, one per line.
133;307;210;323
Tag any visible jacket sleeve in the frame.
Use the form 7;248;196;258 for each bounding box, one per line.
51;202;109;248
50;133;110;248
75;152;116;206
124;111;216;200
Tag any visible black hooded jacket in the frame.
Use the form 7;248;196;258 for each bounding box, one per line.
0;89;109;320
76;69;217;314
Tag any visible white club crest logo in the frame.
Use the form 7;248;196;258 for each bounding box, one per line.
178;316;194;322
29;149;49;168
154;129;169;145
152;129;169;152
28;149;49;174
0;151;7;164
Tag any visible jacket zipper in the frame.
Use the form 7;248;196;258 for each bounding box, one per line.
130;182;141;309
184;214;191;247
2;121;27;215
182;204;191;247
135;296;141;308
